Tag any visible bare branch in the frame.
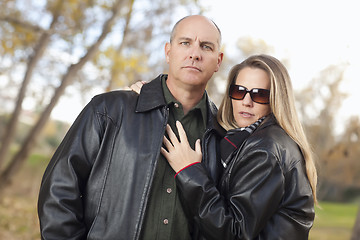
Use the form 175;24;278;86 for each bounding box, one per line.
0;16;45;33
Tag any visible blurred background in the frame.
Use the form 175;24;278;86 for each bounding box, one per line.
0;0;359;239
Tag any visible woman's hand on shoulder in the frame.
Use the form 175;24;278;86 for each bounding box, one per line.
123;80;146;94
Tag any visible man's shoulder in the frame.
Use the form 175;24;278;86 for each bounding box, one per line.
89;75;164;113
93;89;137;100
91;90;139;108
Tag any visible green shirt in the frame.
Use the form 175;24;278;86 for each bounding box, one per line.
140;76;208;240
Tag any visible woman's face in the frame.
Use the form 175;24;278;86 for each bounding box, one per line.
231;67;271;128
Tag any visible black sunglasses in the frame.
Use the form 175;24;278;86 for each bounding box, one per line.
229;84;270;104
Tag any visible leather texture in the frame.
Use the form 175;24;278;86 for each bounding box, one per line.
176;115;315;240
37;75;221;240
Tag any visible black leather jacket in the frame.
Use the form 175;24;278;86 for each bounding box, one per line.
175;115;315;240
37;75;222;240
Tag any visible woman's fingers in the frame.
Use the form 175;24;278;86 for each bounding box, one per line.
176;121;189;144
160;147;169;157
166;124;179;144
165;122;195;150
162;135;173;149
162;123;203;173
130;81;146;94
195;139;202;154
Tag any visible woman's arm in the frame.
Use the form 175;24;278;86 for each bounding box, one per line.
162;122;285;239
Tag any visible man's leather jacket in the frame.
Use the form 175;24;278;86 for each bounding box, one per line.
175;115;315;240
37;74;222;240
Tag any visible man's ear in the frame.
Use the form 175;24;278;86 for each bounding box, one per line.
215;52;224;72
165;42;171;63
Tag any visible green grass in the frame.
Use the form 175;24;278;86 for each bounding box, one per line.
1;153;359;240
27;152;50;167
310;201;358;240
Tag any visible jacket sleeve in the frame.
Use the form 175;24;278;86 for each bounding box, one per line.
175;148;284;240
38;99;102;240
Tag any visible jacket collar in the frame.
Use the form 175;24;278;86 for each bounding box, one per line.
257;113;277;131
135;74;220;132
135;74;166;113
206;98;222;132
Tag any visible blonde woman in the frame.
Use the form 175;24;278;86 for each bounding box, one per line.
162;54;317;239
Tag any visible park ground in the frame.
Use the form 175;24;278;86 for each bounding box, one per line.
0;154;358;240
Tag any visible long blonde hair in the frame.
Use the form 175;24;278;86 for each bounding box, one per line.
217;54;317;202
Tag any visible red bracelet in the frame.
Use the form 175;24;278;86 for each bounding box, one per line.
174;162;200;178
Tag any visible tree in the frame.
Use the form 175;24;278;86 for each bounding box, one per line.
0;0;202;193
0;0;125;191
296;64;347;151
0;0;64;171
352;206;360;240
294;63;360;201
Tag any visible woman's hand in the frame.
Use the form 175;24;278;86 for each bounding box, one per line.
161;121;202;173
129;81;146;94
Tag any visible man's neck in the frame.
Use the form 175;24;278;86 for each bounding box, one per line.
166;79;205;115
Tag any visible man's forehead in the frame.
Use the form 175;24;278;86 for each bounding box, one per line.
175;26;220;46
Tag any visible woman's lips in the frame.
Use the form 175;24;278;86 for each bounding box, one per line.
240;111;254;118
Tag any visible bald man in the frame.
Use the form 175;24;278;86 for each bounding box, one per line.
38;15;223;240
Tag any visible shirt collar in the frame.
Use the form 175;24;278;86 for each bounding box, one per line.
161;75;208;127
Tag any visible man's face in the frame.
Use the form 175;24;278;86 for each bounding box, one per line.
165;16;223;90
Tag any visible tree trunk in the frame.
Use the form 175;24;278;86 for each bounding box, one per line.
0;0;125;193
106;0;135;92
0;1;63;169
351;206;360;240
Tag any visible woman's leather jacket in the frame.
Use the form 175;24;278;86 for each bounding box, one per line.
37;75;222;240
176;115;315;240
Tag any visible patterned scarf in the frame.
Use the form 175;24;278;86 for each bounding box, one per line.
220;116;266;168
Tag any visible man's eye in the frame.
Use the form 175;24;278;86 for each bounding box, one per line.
203;45;212;51
181;42;190;46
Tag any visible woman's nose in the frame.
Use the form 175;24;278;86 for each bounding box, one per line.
242;92;253;106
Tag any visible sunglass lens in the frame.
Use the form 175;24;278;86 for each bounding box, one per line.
229;85;246;100
251;89;270;104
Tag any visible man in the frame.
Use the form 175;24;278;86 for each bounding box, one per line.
38;15;223;240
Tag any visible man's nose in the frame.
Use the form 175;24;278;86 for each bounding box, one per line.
189;46;201;61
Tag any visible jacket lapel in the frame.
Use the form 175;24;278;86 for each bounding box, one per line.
135;74;167;113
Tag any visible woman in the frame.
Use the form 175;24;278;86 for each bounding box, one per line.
161;54;317;239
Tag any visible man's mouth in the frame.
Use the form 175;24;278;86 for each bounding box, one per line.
183;66;201;72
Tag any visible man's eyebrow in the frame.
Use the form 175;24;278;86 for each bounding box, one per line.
177;37;192;42
176;37;218;49
200;41;216;48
